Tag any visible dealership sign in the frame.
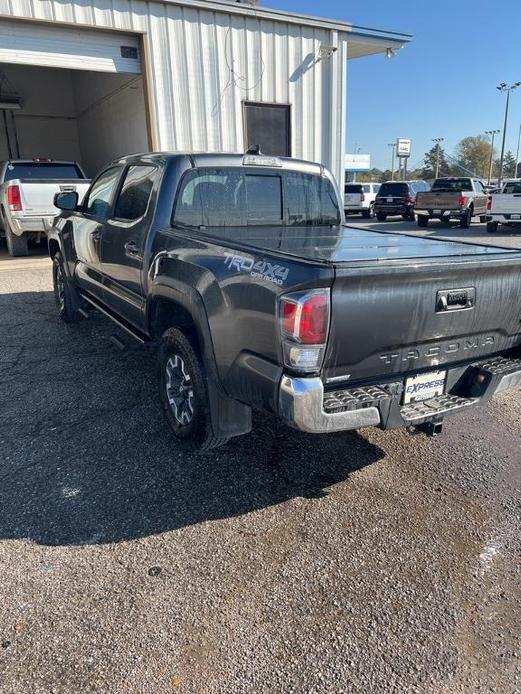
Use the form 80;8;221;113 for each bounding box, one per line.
396;138;411;157
345;153;371;172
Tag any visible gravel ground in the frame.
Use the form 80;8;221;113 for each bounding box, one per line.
0;259;519;694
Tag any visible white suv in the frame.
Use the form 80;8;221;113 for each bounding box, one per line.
344;182;380;219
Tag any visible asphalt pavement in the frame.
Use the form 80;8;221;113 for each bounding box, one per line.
0;242;519;693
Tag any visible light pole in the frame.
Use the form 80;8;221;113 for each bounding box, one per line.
496;81;521;187
432;137;444;178
485;129;500;185
388;142;396;180
515;124;521;179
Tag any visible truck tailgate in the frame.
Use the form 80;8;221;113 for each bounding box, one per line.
416;191;460;209
490;193;521;216
324;255;521;383
15;179;90;215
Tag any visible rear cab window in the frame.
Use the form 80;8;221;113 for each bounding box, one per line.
432;178;473;192
173;168;341;229
3;162;84;181
503;182;521;194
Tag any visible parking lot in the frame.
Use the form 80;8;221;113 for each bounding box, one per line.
0;229;519;693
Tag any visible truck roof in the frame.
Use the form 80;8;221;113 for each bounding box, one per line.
114;151;325;176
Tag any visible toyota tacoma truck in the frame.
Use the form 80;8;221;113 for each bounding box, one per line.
415;177;488;228
0;159;90;256
48;152;521;451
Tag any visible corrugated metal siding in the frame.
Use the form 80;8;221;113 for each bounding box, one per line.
0;2;348;184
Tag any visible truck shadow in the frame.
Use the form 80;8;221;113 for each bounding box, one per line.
0;289;384;547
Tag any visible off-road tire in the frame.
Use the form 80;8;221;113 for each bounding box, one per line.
158;327;228;452
417;215;429;228
5;222;29;257
52;251;80;322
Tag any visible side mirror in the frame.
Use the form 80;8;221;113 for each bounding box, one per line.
54;191;79;211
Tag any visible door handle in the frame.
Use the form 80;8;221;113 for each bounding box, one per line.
124;240;140;257
91;230;101;242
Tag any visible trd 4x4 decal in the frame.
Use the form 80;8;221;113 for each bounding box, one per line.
224;253;289;286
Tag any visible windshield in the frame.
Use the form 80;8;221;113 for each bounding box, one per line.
432;178;472;192
173;168;341;228
3;162;84;181
378;183;408;196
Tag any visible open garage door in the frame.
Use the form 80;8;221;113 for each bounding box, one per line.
0;21;151;177
0;21;142;74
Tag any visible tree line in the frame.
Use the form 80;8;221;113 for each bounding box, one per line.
355;135;520;183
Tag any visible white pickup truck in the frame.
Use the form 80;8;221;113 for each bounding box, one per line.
0;159;90;256
486;180;521;233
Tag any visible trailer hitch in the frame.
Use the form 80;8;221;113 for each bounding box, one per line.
414;421;444;437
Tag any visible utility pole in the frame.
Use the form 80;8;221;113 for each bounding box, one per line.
497;81;521;187
515;124;521;179
485;129;500;185
388;142;396;180
432;137;444;179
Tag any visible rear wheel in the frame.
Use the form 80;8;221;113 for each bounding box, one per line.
158;328;228;452
403;209;415;222
5;222;28;257
459;207;472;229
487;221;499;233
376;212;387;222
417;215;429;228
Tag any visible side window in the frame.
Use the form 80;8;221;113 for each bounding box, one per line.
114;165;157;221
363;185;370;193
84;167;122;219
474;180;484;193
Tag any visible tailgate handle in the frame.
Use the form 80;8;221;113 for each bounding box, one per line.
436;288;475;312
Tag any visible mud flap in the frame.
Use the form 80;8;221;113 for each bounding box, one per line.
207;378;252;439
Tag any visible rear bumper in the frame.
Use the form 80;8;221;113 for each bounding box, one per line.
10;215;55;235
375;204;412;215
487;214;521;223
278;355;521;434
416;209;465;218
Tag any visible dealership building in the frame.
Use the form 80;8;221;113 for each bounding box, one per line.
0;1;409;185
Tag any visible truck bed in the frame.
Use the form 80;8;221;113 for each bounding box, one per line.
205;224;517;265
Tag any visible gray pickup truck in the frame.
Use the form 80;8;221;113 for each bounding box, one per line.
48;152;521;451
415;177;488;228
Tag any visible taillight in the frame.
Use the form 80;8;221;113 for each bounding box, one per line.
279;289;330;372
487;195;492;210
7;185;22;211
375;196;382;204
404;195;414;204
360;193;365;202
459;194;467;207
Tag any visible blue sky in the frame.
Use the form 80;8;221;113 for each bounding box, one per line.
266;0;521;170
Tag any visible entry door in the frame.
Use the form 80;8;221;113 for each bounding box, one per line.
73;166;123;300
100;163;159;330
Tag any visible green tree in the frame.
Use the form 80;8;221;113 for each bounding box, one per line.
502;150;517;178
420;145;454;180
454;135;495;178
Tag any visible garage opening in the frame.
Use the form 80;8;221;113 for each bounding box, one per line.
0;21;151;178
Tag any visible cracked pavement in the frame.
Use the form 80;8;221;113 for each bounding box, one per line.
0;250;519;693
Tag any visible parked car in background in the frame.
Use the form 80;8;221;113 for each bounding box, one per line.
486;180;521;233
374;180;430;221
0;159;90;256
48;151;521;451
344;182;380;218
415;177;488;229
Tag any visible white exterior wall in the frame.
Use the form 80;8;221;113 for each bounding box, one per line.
0;3;349;185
